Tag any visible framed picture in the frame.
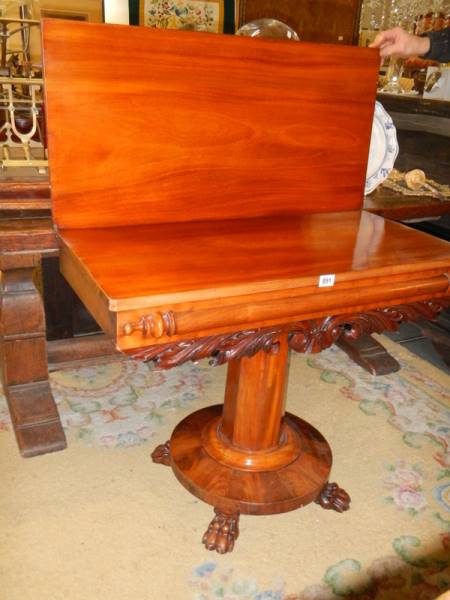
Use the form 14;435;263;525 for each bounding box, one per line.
126;0;234;32
139;0;223;32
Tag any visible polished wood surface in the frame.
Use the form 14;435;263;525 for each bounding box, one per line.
58;211;450;352
40;20;450;552
171;405;332;514
169;336;334;524
42;19;378;230
239;0;362;45
59;211;450;305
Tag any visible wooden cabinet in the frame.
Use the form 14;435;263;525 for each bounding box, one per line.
238;0;363;45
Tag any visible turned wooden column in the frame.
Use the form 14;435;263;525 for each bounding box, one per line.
154;334;343;552
221;334;289;453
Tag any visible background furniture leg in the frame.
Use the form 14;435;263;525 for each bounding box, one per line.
337;333;401;375
0;253;66;457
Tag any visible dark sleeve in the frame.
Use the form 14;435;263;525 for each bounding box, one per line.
421;27;450;63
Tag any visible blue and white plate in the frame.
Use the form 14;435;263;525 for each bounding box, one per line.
365;101;399;195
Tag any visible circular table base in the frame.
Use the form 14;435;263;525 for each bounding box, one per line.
170;404;333;516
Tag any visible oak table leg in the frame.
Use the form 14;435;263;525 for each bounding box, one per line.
0;254;66;457
152;333;349;553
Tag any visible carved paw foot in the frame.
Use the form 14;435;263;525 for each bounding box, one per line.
151;440;171;466
202;509;240;554
315;482;351;513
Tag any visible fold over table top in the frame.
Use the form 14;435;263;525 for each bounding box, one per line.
58;210;450;350
42;21;450;353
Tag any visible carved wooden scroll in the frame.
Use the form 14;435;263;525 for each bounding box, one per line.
132;327;280;368
131;299;449;369
289;301;449;353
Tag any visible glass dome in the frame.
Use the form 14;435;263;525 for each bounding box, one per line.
236;18;300;41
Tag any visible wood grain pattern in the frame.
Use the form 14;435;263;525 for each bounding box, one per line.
239;0;362;45
170;405;332;515
0;180;109;457
0;253;66;456
336;334;401;375
0;217;57;253
58;212;450;307
42;19;379;230
57;211;450;350
130;299;450;367
221;332;289;452
0;180;50;201
40;20;450;551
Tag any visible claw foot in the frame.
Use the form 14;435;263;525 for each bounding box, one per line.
151;440;171;466
202;509;240;554
315;482;351;513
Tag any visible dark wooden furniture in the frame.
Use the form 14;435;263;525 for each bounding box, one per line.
21;19;450;553
365;187;450;221
366;95;450;224
376;94;450;189
0;181;119;456
0;182;65;457
238;0;363;45
360;94;450;373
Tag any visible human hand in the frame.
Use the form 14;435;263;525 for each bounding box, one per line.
369;27;430;59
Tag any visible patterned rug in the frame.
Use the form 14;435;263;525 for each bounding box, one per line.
1;335;449;599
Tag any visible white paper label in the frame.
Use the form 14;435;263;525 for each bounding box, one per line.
318;274;335;288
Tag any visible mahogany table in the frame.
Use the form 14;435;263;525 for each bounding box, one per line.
38;20;450;552
2;182;449;457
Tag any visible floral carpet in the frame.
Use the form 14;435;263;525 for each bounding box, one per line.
0;335;449;600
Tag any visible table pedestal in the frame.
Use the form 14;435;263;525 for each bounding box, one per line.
152;333;350;553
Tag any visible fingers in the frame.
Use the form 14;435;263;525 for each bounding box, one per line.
368;27;430;59
369;31;394;49
369;27;408;58
379;40;404;58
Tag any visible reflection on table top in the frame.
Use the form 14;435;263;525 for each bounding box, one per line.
59;210;450;306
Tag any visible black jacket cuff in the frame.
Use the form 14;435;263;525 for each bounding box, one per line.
421;28;450;63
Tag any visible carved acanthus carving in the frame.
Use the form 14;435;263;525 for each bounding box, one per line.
289;300;449;353
132;327;280;367
123;311;176;338
131;299;449;369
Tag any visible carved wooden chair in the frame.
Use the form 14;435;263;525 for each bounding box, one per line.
41;19;450;553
